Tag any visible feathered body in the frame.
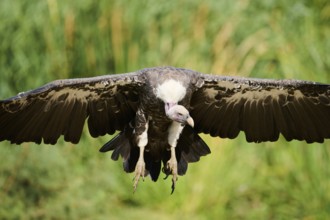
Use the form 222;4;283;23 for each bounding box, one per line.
100;68;210;182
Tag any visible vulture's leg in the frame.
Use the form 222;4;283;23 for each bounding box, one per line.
166;122;185;193
133;110;149;191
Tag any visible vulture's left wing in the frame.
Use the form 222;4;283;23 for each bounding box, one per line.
0;72;143;145
191;74;330;143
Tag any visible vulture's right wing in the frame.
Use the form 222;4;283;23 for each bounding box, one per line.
191;74;330;143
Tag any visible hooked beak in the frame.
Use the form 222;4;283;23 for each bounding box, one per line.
186;116;194;128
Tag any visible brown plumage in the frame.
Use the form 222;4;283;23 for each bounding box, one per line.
1;66;330;192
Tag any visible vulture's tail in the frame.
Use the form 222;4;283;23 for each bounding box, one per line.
99;125;211;182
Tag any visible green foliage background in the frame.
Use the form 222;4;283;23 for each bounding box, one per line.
0;0;329;219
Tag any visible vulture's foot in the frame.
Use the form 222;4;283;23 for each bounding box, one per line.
133;160;146;192
166;157;178;194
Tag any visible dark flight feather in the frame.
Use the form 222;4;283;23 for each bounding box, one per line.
0;72;143;144
191;74;330;143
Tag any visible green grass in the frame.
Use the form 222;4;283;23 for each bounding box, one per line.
0;0;330;219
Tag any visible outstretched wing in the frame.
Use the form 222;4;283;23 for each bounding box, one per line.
0;72;143;144
191;74;330;143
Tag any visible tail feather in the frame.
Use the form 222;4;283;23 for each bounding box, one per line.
99;124;211;181
99;132;131;161
99;134;119;152
124;146;139;173
179;126;211;163
177;154;188;175
145;152;162;181
175;126;211;175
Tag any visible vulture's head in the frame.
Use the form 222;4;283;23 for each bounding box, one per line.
165;103;194;127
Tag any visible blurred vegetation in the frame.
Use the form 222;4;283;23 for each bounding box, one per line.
0;0;329;219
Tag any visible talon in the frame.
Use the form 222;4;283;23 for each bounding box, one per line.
133;160;146;192
166;158;178;194
171;178;176;194
171;170;178;194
